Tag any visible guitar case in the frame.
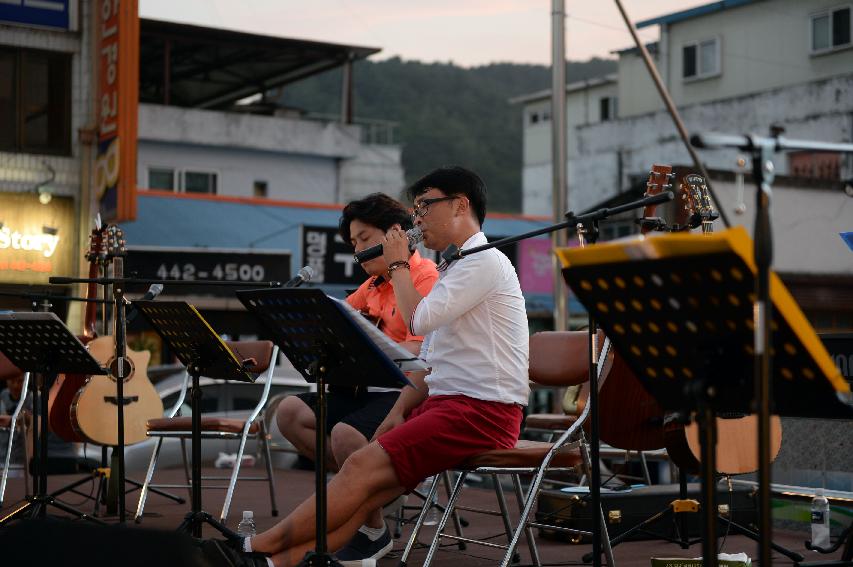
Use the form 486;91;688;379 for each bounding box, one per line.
535;482;757;543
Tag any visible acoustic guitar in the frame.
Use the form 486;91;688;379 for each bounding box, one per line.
70;231;163;446
48;221;110;442
662;173;783;475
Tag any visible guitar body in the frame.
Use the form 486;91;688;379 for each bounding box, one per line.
597;346;667;450
70;335;163;446
48;368;90;442
664;414;783;475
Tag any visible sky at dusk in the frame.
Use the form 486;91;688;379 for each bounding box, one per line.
140;0;712;66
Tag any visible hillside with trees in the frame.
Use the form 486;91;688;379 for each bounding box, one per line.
278;57;616;213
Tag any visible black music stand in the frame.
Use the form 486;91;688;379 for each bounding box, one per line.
132;301;255;539
0;312;108;525
237;287;414;567
556;227;852;567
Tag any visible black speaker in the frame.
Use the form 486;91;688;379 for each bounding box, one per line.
0;519;211;567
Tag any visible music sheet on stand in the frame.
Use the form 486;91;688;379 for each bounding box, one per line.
329;296;429;373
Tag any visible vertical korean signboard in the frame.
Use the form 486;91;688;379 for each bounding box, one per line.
95;0;139;222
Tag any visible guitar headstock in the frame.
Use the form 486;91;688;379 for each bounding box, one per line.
680;173;718;233
85;225;106;264
85;224;126;264
645;164;674;198
639;164;674;234
103;225;127;259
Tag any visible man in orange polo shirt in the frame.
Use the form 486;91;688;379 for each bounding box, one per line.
274;192;438;563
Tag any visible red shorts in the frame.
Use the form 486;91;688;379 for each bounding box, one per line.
377;394;522;491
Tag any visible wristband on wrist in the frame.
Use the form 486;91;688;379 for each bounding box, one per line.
387;260;411;278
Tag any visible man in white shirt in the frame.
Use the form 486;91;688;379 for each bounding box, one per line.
222;166;529;567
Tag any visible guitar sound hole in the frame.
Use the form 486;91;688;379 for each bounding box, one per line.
107;356;135;382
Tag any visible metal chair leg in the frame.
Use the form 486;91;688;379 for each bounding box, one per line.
423;471;468;567
220;423;252;523
581;439;617;567
259;421;278;516
512;473;541;567
640;450;652;485
0;422;17;507
441;471;467;547
499;452;556;567
135;436;165;522
0;373;29;508
399;473;444;567
179;437;192;498
493;476;516;545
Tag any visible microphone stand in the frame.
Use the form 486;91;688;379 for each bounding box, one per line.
441;191;674;263
439;191;674;567
46;276;284;523
691;130;853;567
0;290;111;311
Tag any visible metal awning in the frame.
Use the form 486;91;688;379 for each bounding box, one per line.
139;18;380;109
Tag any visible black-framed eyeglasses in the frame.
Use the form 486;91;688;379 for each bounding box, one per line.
411;196;458;218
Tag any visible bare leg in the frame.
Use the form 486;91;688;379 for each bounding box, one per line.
330;423;384;529
268;485;403;567
251;442;404;556
276;395;338;472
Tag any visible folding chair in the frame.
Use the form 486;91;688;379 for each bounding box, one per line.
0;352;30;508
134;341;279;524
419;331;616;567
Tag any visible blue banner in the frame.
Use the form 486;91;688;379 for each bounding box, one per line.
0;0;73;31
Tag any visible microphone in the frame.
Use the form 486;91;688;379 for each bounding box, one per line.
285;265;315;288
127;283;164;323
353;227;423;264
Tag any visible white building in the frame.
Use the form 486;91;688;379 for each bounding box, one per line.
515;0;853;492
135;19;404;204
516;0;852;325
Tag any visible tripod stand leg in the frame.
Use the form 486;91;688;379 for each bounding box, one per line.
718;515;804;562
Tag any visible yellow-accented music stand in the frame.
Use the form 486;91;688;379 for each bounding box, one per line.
556;226;850;419
556;226;851;566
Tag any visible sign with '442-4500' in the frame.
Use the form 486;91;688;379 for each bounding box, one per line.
124;246;291;297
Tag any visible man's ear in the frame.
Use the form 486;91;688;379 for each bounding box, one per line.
389;223;402;232
455;196;470;217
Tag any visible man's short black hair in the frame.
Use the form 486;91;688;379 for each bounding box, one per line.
339;192;414;244
406;166;487;226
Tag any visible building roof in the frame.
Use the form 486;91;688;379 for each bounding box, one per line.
636;0;761;29
611;42;659;57
139;19;380;109
509;74;617;105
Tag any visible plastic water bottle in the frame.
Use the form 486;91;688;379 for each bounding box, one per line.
237;510;257;537
421;476;439;526
810;488;830;549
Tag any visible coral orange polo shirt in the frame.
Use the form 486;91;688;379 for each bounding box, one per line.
346;250;438;343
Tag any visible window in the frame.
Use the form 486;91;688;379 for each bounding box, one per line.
253;180;268;198
599;96;618;121
528;108;550;126
0;47;71;155
148;167;176;190
682;38;720;80
811;6;852;53
182;170;217;194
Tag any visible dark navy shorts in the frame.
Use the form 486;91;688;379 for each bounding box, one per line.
295;390;400;441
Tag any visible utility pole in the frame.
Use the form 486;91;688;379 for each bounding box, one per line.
551;0;569;331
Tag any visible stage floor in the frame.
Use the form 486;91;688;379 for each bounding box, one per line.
1;465;843;566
